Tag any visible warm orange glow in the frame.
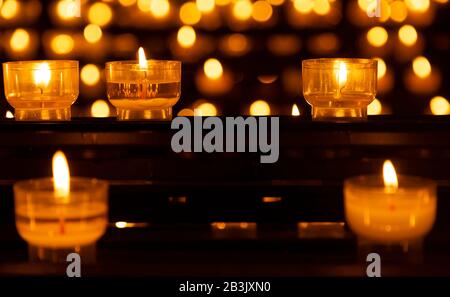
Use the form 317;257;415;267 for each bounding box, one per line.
10;28;30;52
119;0;137;7
337;61;347;89
138;47;148;69
1;0;19;19
233;0;253;21
368;99;382;115
398;25;417;46
51;34;74;54
250;100;271;116
81;64;100;86
137;0;151;12
204;58;223;80
383;160;398;191
268;0;285;5
292;104;300;116
196;103;218;116
196;0;215;13
88;2;113;27
405;0;430;12
252;0;273;22
33;63;51;88
412;56;431;78
367;27;388;47
313;0;331;15
5;111;14;119
179;1;202;25
390;1;408;22
57;0;79;19
177;26;196;48
430;96;450;115
52;151;70;199
91;100;110;118
294;0;314;14
150;0;170;18
84;24;103;43
375;58;386;79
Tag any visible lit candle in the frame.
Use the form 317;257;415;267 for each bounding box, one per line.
344;160;437;244
14;151;108;263
302;58;377;120
2;60;79;121
105;47;181;120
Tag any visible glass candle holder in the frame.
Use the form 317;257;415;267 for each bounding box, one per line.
344;175;436;262
14;177;108;264
2;60;79;121
302;58;377;120
105;60;181;120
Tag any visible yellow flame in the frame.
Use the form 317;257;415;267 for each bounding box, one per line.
5;111;14;119
383;160;398;190
292;104;300;116
33;62;51;88
338;61;347;89
138;47;148;69
52;151;70;199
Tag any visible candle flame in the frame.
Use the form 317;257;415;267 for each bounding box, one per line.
138;47;148;69
383;160;398;191
33;62;51;87
52;150;70;199
292;104;300;116
338;61;347;89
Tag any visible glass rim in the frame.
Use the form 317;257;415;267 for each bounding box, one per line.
14;177;109;193
344;174;436;192
2;60;78;70
302;58;377;69
105;60;181;70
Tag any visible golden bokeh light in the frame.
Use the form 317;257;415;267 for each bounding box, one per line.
57;0;79;20
294;0;314;14
390;1;408;22
429;96;450;115
215;0;232;6
250;100;271;116
177;108;195;116
196;0;215;13
252;0;273;22
204;58;223;80
119;0;137;7
375;58;386;79
84;24;103;43
226;34;249;53
150;0;170;18
398;25;417;46
88;2;113;27
137;0;151;12
405;0;430;12
368;99;382;115
313;0;331;15
91;99;110;118
196;102;218;116
412;56;432;78
179;1;202;25
81;64;101;86
367;26;388;47
51;34;74;55
177;26;197;48
10;28;30;52
233;0;253;21
1;0;19;19
268;0;285;5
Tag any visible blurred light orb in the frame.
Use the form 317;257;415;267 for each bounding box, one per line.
390;1;408;22
405;0;430;12
57;0;78;19
204;58;223;80
268;0;285;5
88;2;113;27
5;111;14;119
313;0;331;15
215;0;232;5
81;64;101;86
10;28;30;52
91;100;110;118
1;0;19;19
252;0;273;22
227;34;249;53
177;26;196;48
233;0;253;21
250;100;271;116
137;0;151;12
430;96;450;115
196;103;217;116
368;99;382;115
84;24;103;43
51;34;74;54
177;108;195;116
294;0;314;14
150;0;170;18
179;2;202;25
119;0;137;7
398;25;417;46
412;56;432;78
367;26;388;47
375;58;386;79
196;0;215;13
292;104;300;116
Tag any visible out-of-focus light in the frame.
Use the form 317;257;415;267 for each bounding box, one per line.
257;75;277;84
412;56;432;78
88;2;113;27
51;34;74;54
375;58;386;79
91;100;110;118
1;0;19;19
137;0;151;12
250;100;271;116
367;26;388;47
268;0;285;5
5;111;14;119
252;0;273;22
178;108;195;116
390;1;408;22
398;25;417;46
226;34;249;54
150;0;170;18
434;0;448;3
196;102;217;116
405;0;430;12
313;0;331;15
430;96;450;115
84;24;103;43
368;99;382;115
204;58;223;80
215;0;231;6
179;1;201;25
57;0;79;20
233;0;253;21
292;104;300;116
119;0;137;7
196;0;215;13
294;0;314;14
177;26;196;48
10;28;29;52
115;221;128;228
81;64;100;86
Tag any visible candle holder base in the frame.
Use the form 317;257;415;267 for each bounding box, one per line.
28;244;96;264
312;107;367;121
117;107;172;120
15;108;71;121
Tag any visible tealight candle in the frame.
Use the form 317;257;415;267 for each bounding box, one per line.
14;151;108;263
2;60;79;121
302;58;377;120
105;47;181;120
344;160;437;245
